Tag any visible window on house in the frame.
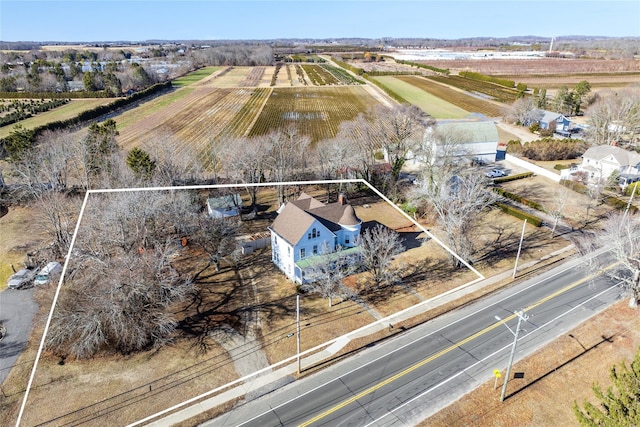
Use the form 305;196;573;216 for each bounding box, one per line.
311;228;317;238
313;245;318;255
287;247;290;256
308;232;311;239
345;236;350;245
300;248;306;258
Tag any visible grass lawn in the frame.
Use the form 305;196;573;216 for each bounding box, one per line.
172;66;221;87
114;86;195;133
372;76;470;119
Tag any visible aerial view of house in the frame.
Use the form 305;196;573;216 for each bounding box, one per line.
269;193;362;284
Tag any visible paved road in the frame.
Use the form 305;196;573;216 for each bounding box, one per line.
206;250;623;426
0;287;39;385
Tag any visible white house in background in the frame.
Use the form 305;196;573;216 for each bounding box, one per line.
399;120;500;170
569;145;640;188
268;193;362;284
207;194;242;218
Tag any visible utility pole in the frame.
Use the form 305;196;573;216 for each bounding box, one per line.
297;294;301;374
496;310;529;402
513;219;527;278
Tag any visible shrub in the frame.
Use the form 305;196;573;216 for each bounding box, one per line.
603;195;639;214
493;187;545;212
495;203;543;227
560;179;589;194
520;138;587;161
625;182;640;196
493;172;534;183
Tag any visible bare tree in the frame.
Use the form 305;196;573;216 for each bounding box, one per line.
358;104;434;181
314;136;359;199
223;135;269;212
264;126;310;205
144;133;204;186
504;96;540;126
411;171;496;268
578;212;640;308
586;87;640;146
303;244;357;307
547;186;571;237
47;243;191;358
46;190;200;359
191;216;242;276
359;224;404;289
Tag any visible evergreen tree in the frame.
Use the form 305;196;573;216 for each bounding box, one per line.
126;147;156;180
574;346;640;426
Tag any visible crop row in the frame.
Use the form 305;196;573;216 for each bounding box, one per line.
248;86;372;143
0;98;70;127
294;65;308;85
427;74;521;103
301;64;340;86
320;64;364;85
395;75;504;117
239;67;266;87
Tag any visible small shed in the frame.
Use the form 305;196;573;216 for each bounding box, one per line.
207;194;242;218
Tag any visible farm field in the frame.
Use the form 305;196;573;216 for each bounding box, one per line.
412;57;640;76
372;75;472;119
172;66;222;87
0;98;114;139
248;86;374;143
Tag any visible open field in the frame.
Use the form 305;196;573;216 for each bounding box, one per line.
2;183;577;427
0;98;114;139
421;299;640;427
372;76;470;119
398;75;508;117
247;86;374;143
172;66;222;87
413;58;640;76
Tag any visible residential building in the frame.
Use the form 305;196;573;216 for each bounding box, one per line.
269;193;362;284
564;145;640;188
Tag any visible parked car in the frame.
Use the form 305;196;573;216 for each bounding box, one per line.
33;262;63;286
486;169;507;178
7;268;36;289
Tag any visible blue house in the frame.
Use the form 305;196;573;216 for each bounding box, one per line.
529;109;572;133
268;193;362;284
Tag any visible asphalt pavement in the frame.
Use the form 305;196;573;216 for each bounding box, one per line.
0;286;39;385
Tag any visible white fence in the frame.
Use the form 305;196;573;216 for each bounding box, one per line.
505;154;561;182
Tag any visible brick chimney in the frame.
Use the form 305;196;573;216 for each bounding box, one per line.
338;192;346;205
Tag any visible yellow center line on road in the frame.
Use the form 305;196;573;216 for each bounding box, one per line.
298;264;615;427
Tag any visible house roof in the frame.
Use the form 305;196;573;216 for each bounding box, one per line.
270;193;361;246
583;145;640;167
207;194;242;210
433;120;499;144
532;109;566;124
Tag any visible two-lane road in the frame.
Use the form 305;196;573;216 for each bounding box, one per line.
207;251;623;426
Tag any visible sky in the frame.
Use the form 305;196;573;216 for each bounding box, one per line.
1;0;639;42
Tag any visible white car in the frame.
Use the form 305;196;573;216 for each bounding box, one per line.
33;262;63;286
486;169;507;178
7;268;36;289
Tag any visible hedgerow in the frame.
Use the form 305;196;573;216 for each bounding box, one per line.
495;202;543;226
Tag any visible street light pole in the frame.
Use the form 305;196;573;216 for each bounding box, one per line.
497;310;529;402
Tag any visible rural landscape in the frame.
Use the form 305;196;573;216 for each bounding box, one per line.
0;29;639;427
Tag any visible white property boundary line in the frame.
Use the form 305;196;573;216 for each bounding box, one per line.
15;178;482;427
